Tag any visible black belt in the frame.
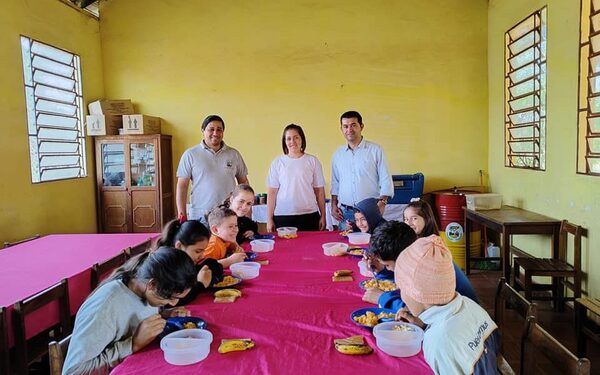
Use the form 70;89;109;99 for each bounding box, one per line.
340;204;356;211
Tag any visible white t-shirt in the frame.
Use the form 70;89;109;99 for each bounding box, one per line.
267;154;325;216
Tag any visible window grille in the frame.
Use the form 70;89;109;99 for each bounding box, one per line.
504;8;547;170
20;36;86;183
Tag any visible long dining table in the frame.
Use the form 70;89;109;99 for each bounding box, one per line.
0;233;156;347
112;231;433;375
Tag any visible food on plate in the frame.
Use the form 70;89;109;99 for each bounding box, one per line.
183;322;197;329
218;338;255;354
214;288;242;298
334;335;373;355
363;279;397;292
213;276;239;288
392;324;416;332
347;248;365;256
353;311;395;327
339;229;352;236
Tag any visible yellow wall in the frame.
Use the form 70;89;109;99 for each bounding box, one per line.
0;0;103;244
488;0;599;295
98;0;489;195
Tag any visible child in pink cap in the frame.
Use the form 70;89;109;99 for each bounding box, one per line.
395;235;500;375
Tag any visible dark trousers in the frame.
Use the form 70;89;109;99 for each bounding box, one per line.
274;211;321;231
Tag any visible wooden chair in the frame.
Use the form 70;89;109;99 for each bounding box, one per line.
575;297;600;357
494;277;537;375
91;251;128;289
125;238;152;258
0;307;9;375
513;220;583;311
48;334;71;375
3;234;40;248
12;279;72;375
521;316;590;374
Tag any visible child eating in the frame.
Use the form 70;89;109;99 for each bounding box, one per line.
203;206;247;267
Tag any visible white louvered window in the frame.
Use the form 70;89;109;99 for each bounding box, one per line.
577;0;600;176
504;8;547;170
20;36;87;183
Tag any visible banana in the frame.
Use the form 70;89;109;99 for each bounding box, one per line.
214;288;242;298
334;269;353;277
334;343;373;355
218;338;255;354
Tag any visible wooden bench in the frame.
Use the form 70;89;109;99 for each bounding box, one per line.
575;297;600;357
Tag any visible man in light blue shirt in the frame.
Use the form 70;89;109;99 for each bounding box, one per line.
331;111;394;229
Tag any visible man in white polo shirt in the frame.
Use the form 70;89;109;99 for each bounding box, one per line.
176;115;249;223
331;110;394;230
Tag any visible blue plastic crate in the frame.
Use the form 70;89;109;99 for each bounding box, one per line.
388;173;424;204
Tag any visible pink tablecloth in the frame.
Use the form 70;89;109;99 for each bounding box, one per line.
112;231;433;374
0;233;156;346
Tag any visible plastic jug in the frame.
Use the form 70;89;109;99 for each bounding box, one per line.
487;243;500;265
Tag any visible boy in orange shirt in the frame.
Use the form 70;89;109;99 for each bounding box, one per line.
204;207;247;268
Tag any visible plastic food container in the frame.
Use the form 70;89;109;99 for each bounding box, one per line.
322;242;349;256
357;260;374;277
160;328;213;365
465;193;502;210
230;261;261;280
347;232;371;245
250;239;275;252
277;227;298;239
373;321;423;357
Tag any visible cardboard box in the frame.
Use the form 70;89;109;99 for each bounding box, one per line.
88;99;134;116
86;114;123;136
122;114;161;135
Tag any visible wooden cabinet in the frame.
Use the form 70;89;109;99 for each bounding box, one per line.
95;134;174;233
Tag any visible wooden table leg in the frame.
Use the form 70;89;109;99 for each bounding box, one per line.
502;229;511;281
465;215;472;275
575;300;587;357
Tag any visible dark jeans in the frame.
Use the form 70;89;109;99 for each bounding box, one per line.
274;211;321;231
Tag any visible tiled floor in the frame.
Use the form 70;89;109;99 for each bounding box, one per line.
469;270;600;374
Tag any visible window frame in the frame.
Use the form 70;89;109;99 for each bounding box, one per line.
20;35;87;184
504;7;547;171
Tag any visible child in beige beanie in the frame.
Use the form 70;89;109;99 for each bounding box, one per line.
395;235;500;375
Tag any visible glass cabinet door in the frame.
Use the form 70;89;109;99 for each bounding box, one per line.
101;143;125;187
130;142;156;187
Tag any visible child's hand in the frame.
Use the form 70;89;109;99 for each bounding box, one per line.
243;230;254;239
132;314;166;352
362;288;383;305
229;252;247;264
197;265;212;287
395;307;425;328
161;306;191;318
365;255;385;273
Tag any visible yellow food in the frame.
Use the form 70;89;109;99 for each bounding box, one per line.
213;276;239;288
279;233;298;239
333;269;353;277
183;322;197;329
378;312;395;320
214;288;242;298
335;343;373;355
218;338;255;354
363;279;397;292
392;324;416;332
348;249;364;256
339;229;352;236
353;311;395;327
353;311;379;327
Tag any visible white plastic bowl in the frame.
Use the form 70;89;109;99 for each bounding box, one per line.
277;227;298;238
322;242;349;256
230;261;261;279
347;232;371;245
250;239;275;252
373;321;423;357
160;328;213;365
358;260;374;277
